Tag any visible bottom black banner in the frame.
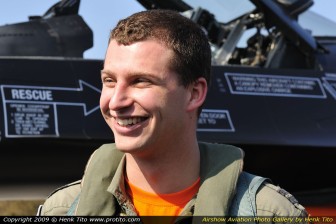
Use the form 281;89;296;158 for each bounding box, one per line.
1;216;336;224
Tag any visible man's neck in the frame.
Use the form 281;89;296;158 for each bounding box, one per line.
125;141;200;194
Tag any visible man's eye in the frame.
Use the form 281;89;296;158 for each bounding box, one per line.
133;78;151;86
135;78;147;83
102;78;116;87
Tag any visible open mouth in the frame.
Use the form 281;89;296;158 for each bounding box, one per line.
115;117;148;127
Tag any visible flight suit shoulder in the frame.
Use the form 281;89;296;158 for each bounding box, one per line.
39;180;81;216
256;182;308;217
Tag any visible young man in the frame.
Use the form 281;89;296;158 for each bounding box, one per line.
39;9;308;220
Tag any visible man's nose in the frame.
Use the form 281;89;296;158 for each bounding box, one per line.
109;83;133;111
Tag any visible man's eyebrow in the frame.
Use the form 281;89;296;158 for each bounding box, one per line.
101;69;113;75
101;69;163;81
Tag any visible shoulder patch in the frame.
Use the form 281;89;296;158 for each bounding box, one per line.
278;188;299;204
264;183;308;215
47;180;81;198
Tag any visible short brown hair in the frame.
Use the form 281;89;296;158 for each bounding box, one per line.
109;9;211;87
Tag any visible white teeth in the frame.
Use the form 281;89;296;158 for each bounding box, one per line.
116;117;143;126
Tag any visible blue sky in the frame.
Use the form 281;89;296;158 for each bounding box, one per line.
0;0;335;60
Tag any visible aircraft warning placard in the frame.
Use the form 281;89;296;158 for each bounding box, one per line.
1;80;100;138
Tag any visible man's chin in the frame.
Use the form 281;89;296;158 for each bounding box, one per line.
114;141;142;153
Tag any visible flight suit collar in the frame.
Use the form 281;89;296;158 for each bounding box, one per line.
76;142;243;217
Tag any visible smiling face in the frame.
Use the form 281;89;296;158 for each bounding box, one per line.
100;39;194;155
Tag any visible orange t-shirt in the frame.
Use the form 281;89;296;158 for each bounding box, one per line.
126;177;200;218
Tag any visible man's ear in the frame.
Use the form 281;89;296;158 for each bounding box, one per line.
186;77;208;112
